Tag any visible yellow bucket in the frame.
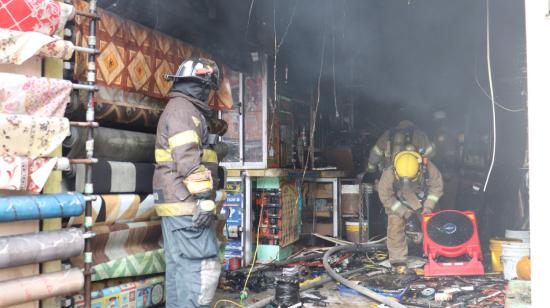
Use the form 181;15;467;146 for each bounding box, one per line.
345;220;368;243
490;238;521;272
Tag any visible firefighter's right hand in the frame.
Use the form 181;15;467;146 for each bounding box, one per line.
192;200;216;228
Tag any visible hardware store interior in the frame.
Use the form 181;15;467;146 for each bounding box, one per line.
0;0;543;307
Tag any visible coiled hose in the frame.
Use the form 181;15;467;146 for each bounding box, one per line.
322;242;407;308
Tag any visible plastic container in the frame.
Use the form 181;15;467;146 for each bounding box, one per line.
501;242;530;280
489;238;521;272
341;185;360;215
505;230;530;243
345;220;368;243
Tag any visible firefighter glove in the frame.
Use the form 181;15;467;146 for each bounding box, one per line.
192;199;216;228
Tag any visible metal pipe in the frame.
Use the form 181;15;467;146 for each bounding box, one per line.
72;83;98;91
75;11;101;19
68;158;98;165
83;1;98;306
73;46;100;54
69;121;99;128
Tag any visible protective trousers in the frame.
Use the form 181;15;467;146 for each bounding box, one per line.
387;214;408;264
162;216;221;308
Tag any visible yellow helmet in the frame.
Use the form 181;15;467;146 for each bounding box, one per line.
394;151;422;179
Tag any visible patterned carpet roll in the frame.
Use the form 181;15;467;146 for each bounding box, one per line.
0;269;84;307
71;221;162;267
0;192;85;222
64;127;155;163
66;86;165;133
0;228;84;269
68;194;156;227
72;160;154;194
91;249;165;281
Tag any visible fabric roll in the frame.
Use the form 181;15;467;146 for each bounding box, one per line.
71;221;162;267
64;127;155;163
0;268;84;307
68;194;156;227
73;276;165;308
0;155;58;192
0;192;85;222
0;228;84;269
0;72;72;117
65;86;165;133
73;160;154;194
91;248;165;281
0;29;74;64
0;113;70;159
0;0;74;35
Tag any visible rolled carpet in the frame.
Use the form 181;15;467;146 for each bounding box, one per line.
91;248;165;281
71;221;162;267
72;160;154;194
64;127;155;163
0;268;84;307
65;86;165;133
67;194;156;227
0;192;85;222
0;228;84;269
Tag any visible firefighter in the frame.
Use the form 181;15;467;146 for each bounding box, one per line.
153;57;221;308
377;149;444;272
364;120;436;178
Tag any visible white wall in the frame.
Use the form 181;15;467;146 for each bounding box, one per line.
525;0;550;305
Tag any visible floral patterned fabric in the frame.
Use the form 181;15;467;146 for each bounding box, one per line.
0;155;57;192
0;0;75;35
0;113;70;159
0;72;72;117
0;28;74;64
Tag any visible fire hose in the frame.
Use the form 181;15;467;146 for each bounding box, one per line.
321;242;407;308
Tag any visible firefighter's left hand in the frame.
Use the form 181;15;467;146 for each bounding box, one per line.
192;200;216;228
422;207;432;215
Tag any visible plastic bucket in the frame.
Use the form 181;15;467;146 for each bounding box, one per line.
489;238;521;272
345;220;368;243
501;242;530;280
505;230;530;243
341;185;360;215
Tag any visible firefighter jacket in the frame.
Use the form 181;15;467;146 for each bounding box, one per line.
366;122;435;173
153;92;216;216
378;161;444;218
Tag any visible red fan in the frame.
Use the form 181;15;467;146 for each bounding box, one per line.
422;210;484;276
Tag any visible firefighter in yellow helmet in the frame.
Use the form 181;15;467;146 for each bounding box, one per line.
364;120;436;178
378;149;444;271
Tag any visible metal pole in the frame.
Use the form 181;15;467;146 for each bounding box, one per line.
83;1;98;306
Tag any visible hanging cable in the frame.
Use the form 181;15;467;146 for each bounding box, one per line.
483;0;496;192
331;1;339;118
245;0;256;37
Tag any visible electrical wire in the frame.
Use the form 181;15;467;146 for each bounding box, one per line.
240;203;264;304
213;299;244;308
276;0;298;51
245;0;256;37
483;0;496;192
473;57;524;113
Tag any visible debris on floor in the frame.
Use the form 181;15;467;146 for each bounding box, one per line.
214;242;531;308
